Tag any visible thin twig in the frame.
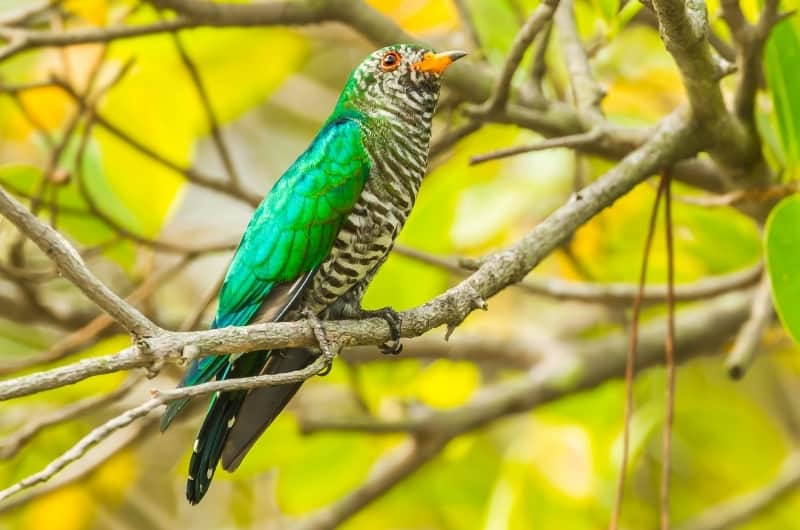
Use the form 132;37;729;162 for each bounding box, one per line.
393;244;762;305
661;170;676;530
725;273;773;379
554;0;604;117
469;128;603;164
0;256;192;377
672;183;799;207
0;376;142;460
49;76;261;207
0;186;157;337
676;452;800;530
610;176;666;530
0;355;331;504
475;0;559;113
452;0;484;57
169;30;242;188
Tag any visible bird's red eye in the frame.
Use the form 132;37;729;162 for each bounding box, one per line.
379;51;401;71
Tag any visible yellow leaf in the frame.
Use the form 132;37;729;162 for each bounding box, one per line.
17;86;72;132
602;67;685;121
64;0;108;26
22;486;94;530
411;360;480;408
367;0;458;34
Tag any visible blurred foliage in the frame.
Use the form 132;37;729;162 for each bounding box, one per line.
1;0;800;529
766;195;800;343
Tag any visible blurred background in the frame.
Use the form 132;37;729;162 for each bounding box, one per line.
1;0;800;528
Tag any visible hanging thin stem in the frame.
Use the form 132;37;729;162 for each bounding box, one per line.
661;170;676;530
610;176;666;530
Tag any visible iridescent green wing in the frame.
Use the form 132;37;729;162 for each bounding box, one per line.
161;117;369;431
216;116;370;328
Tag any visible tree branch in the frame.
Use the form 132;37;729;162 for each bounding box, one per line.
0;186;157;337
725;273;773;378
295;291;752;529
676;451;800;530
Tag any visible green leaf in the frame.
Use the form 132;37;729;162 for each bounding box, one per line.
764;15;800;174
766;194;800;343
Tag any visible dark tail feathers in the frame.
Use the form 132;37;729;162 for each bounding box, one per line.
185;348;315;504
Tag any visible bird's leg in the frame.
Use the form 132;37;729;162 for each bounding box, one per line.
301;309;335;376
354;307;403;355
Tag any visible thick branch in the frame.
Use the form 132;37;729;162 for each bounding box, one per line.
297;291;752;528
0;109;699;402
649;0;759;171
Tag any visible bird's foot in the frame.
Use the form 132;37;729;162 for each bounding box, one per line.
301;309;335;376
356;307;403;355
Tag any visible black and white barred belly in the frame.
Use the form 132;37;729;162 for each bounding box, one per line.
300;116;432;317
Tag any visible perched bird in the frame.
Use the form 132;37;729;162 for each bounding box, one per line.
160;44;466;504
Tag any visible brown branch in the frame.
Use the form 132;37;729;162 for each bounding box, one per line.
0;0;56;27
676;452;800;530
0;354;331;503
290;437;448;530
731;0;784;123
554;0;604;118
611;172;666;530
672;182;799;207
340;332;549;370
661;171;676;530
469;128;603;165
0;19;195;63
649;0;761;174
0;0;750;195
0;255;192;377
169;30;243;188
393;244;762;305
73;113;236;255
725;273;773;379
297;291;753;529
0;186;157;337
49;76;261;207
0;289;754;510
0;416;154;515
0;376;141;460
472;0;559;113
0;109;700;402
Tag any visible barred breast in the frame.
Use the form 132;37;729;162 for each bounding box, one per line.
300;115;431;316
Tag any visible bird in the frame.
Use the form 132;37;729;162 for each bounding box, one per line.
159;43;466;504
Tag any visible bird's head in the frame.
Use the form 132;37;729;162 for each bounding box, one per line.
334;44;467;123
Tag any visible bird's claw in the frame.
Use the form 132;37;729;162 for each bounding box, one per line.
359;307;403;355
301;309;335;375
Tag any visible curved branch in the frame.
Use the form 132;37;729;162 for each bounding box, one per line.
0;186;157;337
0;109;699;402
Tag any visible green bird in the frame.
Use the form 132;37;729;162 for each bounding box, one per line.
160;44;465;504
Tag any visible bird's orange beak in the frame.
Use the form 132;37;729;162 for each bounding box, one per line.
413;50;467;74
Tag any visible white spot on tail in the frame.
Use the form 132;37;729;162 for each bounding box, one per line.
188;475;194;481
206;468;213;480
228;416;236;428
193;439;199;453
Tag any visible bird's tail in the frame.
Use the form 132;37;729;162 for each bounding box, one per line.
186;386;246;504
185;348;315;504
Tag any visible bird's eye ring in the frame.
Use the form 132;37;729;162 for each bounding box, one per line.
379;51;401;71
